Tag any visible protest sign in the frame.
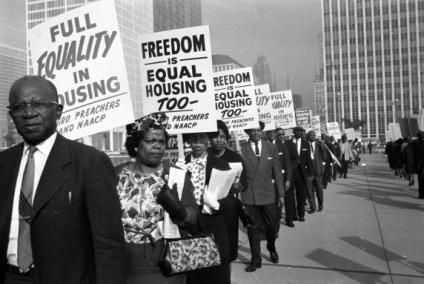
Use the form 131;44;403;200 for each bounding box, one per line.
139;25;217;134
344;128;355;140
284;128;294;138
388;123;402;140
163;135;179;164
295;107;312;130
321;122;328;135
270;90;296;129
326;122;341;140
162;135;191;164
354;130;362;142
27;0;134;140
213;67;259;131
311;115;321;137
254;84;276;131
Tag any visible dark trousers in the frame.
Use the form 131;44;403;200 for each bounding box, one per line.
4;266;37;284
306;178;316;211
311;176;324;207
418;174;424;198
323;163;332;188
332;164;338;180
293;167;307;219
284;185;296;222
341;159;349;177
245;203;279;265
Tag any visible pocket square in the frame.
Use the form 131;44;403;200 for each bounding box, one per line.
278;152;283;155
301;148;308;151
267;157;273;160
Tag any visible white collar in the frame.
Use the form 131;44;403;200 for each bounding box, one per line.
24;132;57;157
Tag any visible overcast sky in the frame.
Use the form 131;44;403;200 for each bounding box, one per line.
0;0;322;108
203;0;322;108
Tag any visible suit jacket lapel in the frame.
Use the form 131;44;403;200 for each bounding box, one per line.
0;144;24;219
33;135;71;219
244;142;259;169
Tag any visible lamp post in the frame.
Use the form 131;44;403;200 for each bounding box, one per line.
336;92;342;129
392;98;400;123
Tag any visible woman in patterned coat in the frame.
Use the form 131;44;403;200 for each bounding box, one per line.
115;113;198;284
184;132;232;284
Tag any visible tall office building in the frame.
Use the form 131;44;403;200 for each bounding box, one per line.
253;56;275;91
153;0;201;32
314;33;326;121
321;0;424;140
314;76;326;120
293;94;303;109
0;44;26;147
26;0;153;151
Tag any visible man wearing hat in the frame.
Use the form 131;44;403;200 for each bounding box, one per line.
285;126;312;223
240;121;284;272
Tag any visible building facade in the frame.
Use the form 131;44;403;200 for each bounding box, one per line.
321;0;424;140
26;0;153;151
153;0;201;32
314;76;326;121
293;94;303;109
253;56;275;91
0;44;26;147
212;54;244;72
314;32;326;122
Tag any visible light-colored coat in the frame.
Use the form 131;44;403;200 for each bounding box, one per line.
339;141;354;161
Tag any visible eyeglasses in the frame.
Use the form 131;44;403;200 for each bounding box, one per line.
7;100;59;116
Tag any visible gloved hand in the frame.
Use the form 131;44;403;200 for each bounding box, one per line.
157;183;187;222
202;186;220;212
229;182;242;194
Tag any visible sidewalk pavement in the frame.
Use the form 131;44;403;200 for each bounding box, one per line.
231;153;424;284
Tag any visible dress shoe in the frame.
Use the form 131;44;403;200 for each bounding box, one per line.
418;196;424;199
308;209;316;214
318;204;323;212
245;262;261;272
286;220;295;228
299;217;305;222
269;250;279;263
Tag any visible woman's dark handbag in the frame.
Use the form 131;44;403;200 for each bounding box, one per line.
159;234;221;276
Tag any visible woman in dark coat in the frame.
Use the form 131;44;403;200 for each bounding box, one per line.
184;132;231;284
208;121;252;263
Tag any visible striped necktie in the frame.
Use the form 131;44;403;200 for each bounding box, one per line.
18;146;37;271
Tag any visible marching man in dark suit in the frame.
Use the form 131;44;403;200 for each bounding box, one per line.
0;76;125;284
306;130;327;213
275;128;294;228
285;127;312;223
240;121;285;272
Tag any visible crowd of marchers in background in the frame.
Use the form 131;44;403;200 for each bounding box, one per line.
385;131;424;199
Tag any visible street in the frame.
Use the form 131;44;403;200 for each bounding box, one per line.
232;152;424;284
